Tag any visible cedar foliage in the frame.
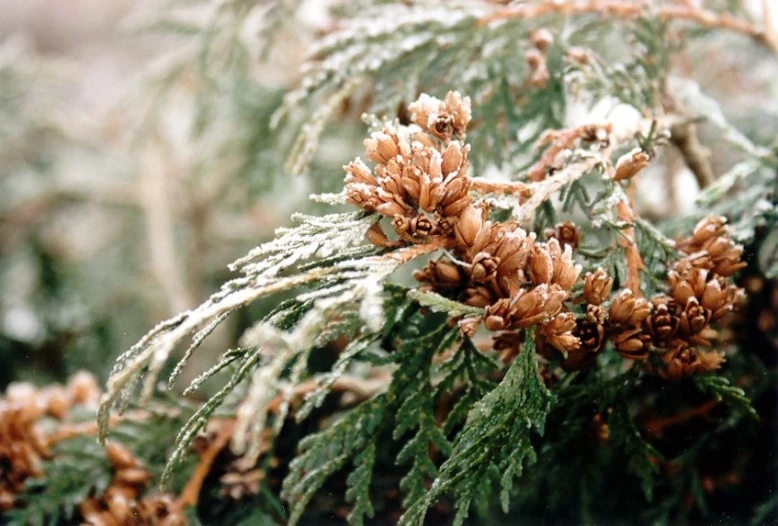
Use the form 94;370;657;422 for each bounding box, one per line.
2;1;778;524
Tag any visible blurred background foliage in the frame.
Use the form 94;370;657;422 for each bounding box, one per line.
0;0;366;390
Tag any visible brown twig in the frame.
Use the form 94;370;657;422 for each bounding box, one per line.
527;124;611;182
378;238;457;264
176;418;235;511
644;399;720;437
470;178;531;200
479;1;775;55
670;120;716;189
616;198;644;297
44;410;147;447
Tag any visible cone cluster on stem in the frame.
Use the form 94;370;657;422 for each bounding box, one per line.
345;93;746;382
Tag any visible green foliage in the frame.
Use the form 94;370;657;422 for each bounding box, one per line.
401;330;553;525
281;394;387;525
5;437;113;525
693;374;758;420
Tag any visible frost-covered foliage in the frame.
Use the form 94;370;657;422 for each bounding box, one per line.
4;0;778;524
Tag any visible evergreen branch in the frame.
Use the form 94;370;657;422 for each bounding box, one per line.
407;289;484;317
693;374;759;420
400;330;553;526
281;395;387;525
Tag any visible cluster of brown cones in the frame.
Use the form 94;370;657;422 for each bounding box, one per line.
346;91;481;248
80;442;183;526
0;372;100;510
345;93;747;382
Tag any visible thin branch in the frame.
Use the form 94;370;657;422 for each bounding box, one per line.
644;399;720;437
176;418;235;511
470;178;531;200
616;198;644;297
140;143;195;314
480;1;776;55
517;155;603;224
527;124;612;182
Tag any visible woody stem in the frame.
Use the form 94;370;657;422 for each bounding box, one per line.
479;1;775;56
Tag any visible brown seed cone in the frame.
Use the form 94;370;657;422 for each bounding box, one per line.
645;299;681;345
408;91;472;141
548;238;581;290
467;251;500;283
657;344;725;382
467;221;533;294
608;289;651;326
576;304;606;353
545;220;581;250
677;215;728;253
583;268;613;305
528;28;554;52
483;284;566;331
527;243;554;285
114;467;153;487
458;316;482;337
363;130;410;165
668;267;708;306
462;284;498;309
0;391;51;510
592;413;610;443
392;213;440;242
413;257;465;290
134;493;186;526
678;297;712;336
40;386;70;419
613;327;652;360
105;442;138;471
541;312;581;353
454;204;483;247
221;468;264;500
700;277;732;320
66;370;101;405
